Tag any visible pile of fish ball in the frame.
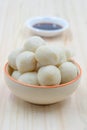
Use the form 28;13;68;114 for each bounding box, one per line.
8;36;78;86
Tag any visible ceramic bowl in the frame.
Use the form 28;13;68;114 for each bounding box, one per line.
25;16;69;37
4;60;82;105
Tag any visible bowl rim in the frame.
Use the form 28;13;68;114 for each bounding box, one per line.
4;60;82;89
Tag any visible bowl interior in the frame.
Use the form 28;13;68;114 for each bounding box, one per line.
4;60;82;88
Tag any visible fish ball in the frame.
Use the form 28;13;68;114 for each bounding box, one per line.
18;72;39;85
24;36;46;52
35;45;66;66
38;65;61;86
59;62;78;83
65;48;74;60
12;71;21;80
16;51;37;73
8;48;24;69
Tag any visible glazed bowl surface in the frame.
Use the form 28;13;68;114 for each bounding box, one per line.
4;61;82;105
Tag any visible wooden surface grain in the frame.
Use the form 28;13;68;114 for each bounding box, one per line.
0;0;87;130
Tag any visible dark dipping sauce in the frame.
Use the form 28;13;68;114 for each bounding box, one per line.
33;23;62;31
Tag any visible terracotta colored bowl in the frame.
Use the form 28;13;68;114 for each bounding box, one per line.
4;61;82;105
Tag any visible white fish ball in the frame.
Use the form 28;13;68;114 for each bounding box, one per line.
16;51;37;73
18;72;39;85
59;62;78;83
12;71;21;80
8;48;24;69
38;65;61;86
35;45;66;66
51;45;67;65
24;36;46;52
65;48;74;60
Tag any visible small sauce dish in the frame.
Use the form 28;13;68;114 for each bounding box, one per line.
4;60;82;105
25;16;69;37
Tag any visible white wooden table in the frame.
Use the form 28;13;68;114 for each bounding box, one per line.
0;0;87;129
